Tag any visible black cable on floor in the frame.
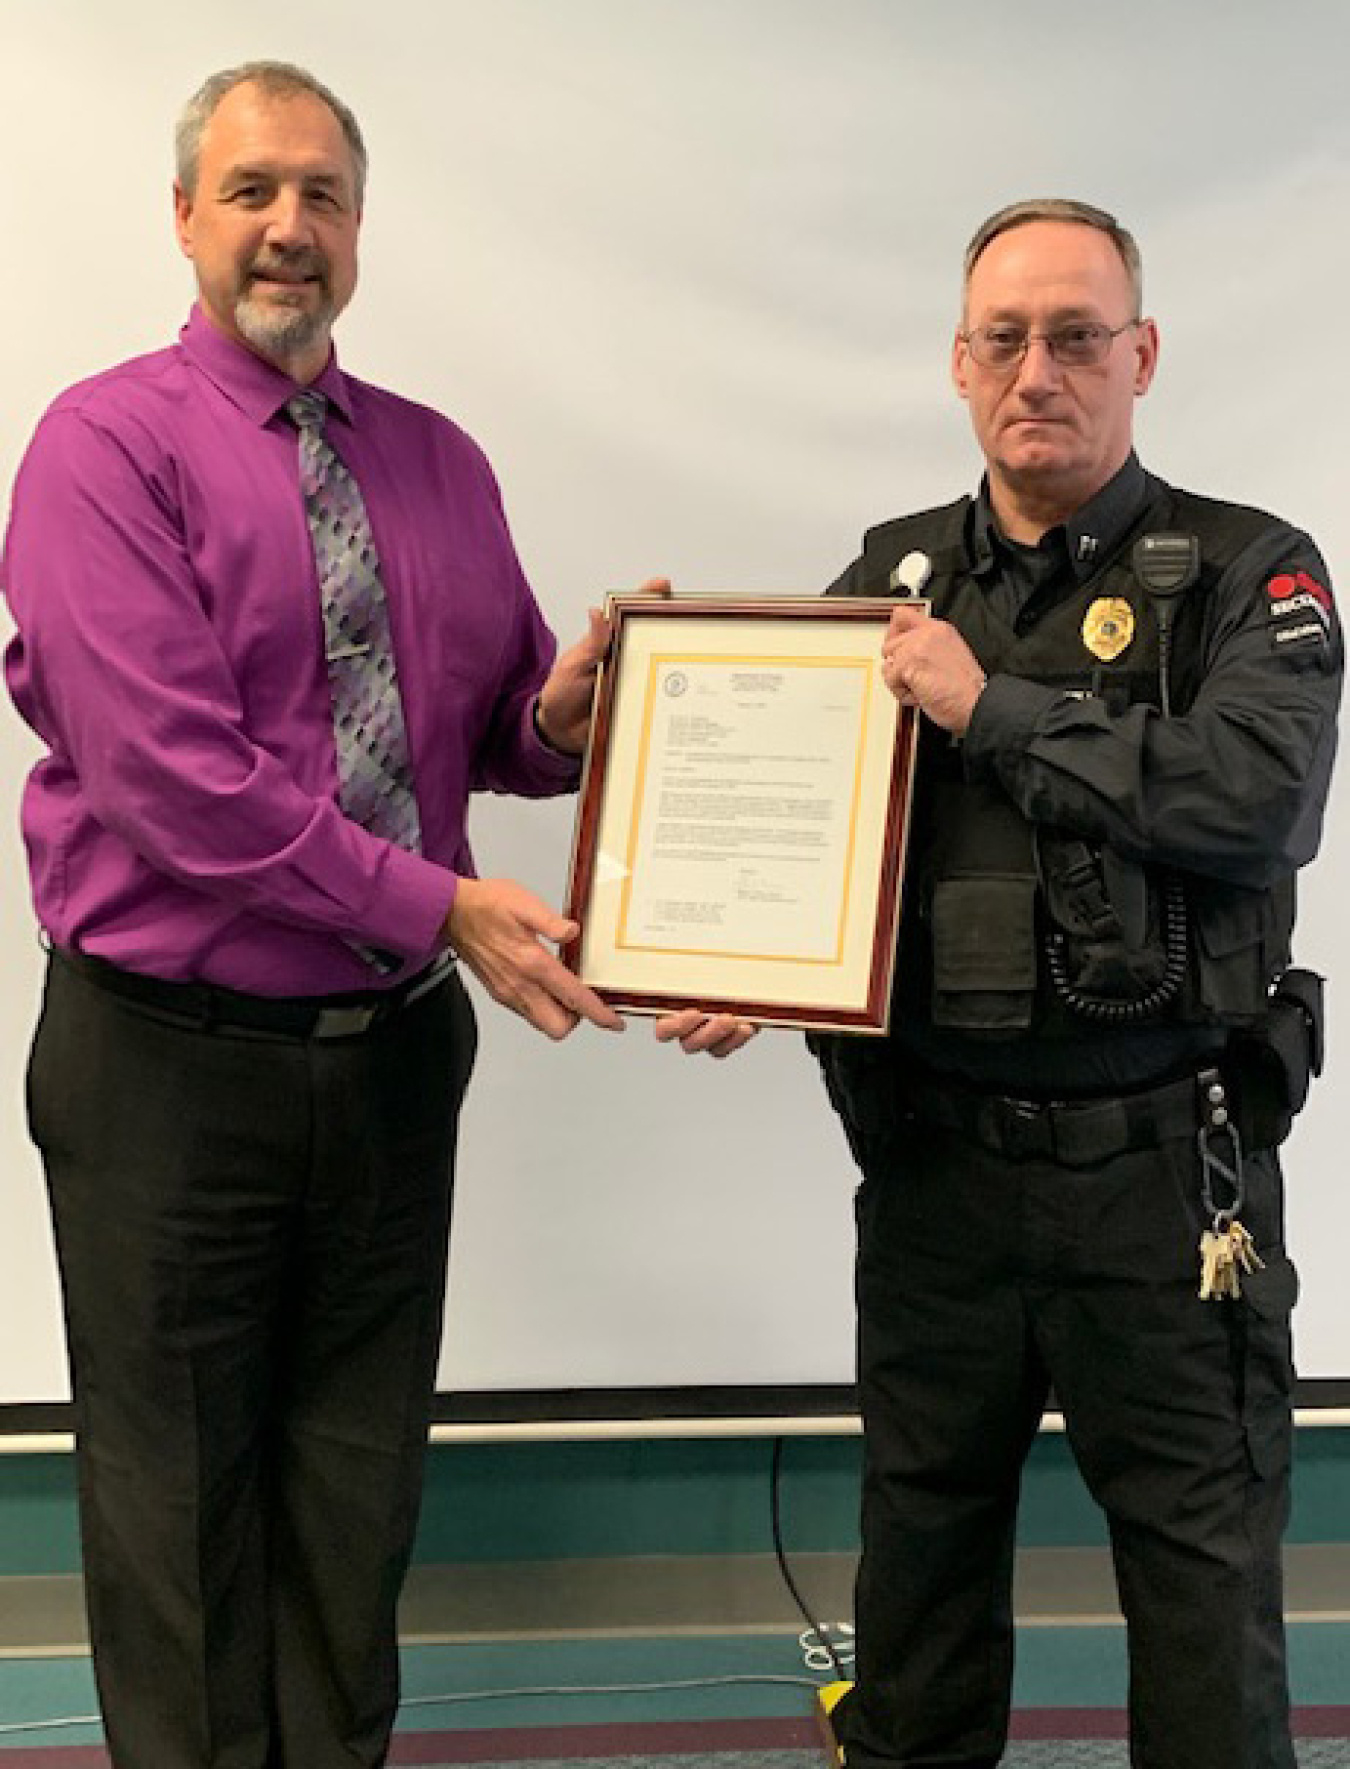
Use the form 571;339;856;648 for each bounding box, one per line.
770;1435;847;1681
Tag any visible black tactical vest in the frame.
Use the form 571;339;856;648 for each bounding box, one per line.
830;483;1297;1047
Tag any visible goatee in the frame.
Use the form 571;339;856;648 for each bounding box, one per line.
233;249;335;369
234;296;334;365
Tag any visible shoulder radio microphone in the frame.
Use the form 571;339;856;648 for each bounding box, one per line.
889;550;933;598
1132;532;1200;718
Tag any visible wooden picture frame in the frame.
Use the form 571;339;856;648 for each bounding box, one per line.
562;594;920;1032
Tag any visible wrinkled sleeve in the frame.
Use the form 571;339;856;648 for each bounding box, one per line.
962;528;1342;889
459;450;582;801
3;409;454;959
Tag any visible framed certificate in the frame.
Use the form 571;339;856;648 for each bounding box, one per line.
562;595;921;1032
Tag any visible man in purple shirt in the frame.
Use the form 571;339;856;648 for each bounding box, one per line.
2;60;631;1769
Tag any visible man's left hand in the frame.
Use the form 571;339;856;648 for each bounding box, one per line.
536;578;671;754
882;602;987;735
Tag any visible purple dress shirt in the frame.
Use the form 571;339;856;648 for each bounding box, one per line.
2;308;579;995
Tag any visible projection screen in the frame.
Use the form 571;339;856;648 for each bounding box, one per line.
1;0;1346;1419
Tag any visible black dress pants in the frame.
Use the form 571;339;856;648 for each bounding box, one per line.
27;954;477;1769
837;1090;1297;1769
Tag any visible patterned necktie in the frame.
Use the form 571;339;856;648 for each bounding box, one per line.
288;390;423;852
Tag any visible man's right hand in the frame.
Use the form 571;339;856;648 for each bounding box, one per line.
653;1009;758;1059
882;602;987;734
446;877;625;1041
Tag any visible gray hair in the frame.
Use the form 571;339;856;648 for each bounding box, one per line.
963;198;1143;317
175;61;368;204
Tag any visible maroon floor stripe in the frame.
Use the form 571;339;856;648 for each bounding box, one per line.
1294;1708;1350;1738
1010;1707;1350;1741
389;1717;818;1762
0;1753;109;1768
1009;1709;1129;1740
4;1707;1347;1763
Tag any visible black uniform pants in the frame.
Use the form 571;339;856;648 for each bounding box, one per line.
26;953;477;1769
836;1081;1297;1769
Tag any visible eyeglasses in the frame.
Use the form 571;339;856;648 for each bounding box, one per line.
961;320;1137;370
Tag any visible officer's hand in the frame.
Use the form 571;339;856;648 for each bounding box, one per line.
653;1009;759;1059
536;578;672;754
882;603;987;735
447;877;625;1041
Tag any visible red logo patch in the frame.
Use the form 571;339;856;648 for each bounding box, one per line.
1267;571;1333;613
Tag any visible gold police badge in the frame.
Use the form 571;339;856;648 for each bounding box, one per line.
1083;596;1135;662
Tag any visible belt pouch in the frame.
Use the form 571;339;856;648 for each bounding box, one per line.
930;874;1037;1031
1229;967;1325;1149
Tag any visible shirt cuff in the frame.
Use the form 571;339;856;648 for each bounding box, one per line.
531;695;575;757
525;697;585;783
963;674;1062;781
356;841;459;967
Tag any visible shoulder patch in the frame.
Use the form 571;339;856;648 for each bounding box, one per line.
1266;570;1331;653
1267;569;1333;612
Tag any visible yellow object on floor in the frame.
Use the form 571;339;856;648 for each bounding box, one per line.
814;1679;853;1766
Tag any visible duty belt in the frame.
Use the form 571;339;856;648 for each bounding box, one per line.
912;1069;1215;1167
57;946;456;1041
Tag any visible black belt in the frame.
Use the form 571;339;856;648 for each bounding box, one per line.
57;947;456;1041
912;1068;1217;1167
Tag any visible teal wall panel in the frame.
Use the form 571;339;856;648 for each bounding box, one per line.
0;1428;1344;1578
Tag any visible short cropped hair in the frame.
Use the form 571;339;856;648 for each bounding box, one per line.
963;198;1143;317
175;61;368;204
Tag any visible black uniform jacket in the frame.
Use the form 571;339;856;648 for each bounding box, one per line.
818;464;1342;1102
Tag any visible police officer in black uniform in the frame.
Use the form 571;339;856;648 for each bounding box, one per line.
661;198;1341;1769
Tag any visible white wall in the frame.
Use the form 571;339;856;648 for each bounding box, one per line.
1;0;1347;1403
